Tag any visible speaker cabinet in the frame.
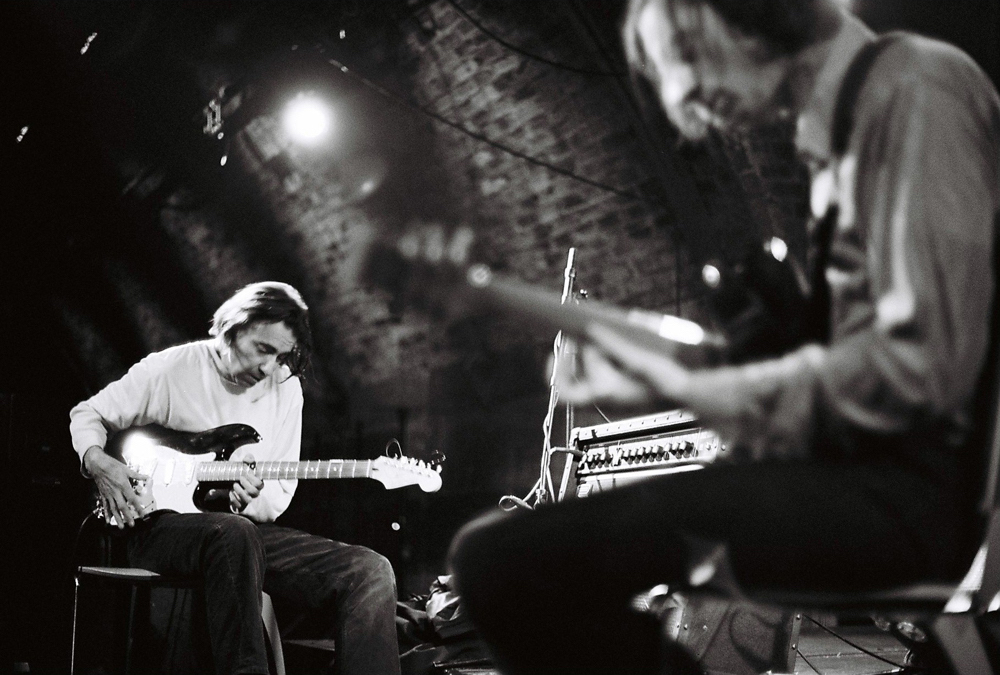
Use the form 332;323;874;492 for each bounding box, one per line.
668;595;801;675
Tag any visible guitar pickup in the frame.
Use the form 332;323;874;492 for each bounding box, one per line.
128;456;158;487
162;460;175;485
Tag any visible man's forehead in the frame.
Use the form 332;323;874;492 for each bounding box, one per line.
247;321;297;351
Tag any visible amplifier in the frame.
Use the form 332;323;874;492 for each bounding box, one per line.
557;411;800;675
558;409;726;500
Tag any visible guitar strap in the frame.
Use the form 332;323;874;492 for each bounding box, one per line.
805;32;906;343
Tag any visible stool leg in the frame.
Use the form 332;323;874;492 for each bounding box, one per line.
261;592;286;675
124;584;139;675
70;575;80;675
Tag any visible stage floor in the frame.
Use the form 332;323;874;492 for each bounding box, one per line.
434;624;911;675
793;623;908;675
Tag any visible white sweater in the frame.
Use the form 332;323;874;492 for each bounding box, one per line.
69;339;303;522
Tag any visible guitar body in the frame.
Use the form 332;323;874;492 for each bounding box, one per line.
102;424;263;523
123;447;222;518
97;423;443;525
702;242;820;364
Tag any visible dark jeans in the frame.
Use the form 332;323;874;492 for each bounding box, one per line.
127;512;400;675
448;461;980;675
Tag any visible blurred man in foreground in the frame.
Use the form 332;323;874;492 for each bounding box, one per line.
448;0;1000;673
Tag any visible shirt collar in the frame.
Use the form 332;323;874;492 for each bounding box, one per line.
794;13;875;165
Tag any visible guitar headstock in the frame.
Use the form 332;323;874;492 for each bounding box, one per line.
357;224;487;316
370;455;443;493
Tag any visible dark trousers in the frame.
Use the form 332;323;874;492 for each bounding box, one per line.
127;512;401;675
448;461;980;675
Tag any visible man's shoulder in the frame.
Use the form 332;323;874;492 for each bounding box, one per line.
137;340;214;374
272;369;304;398
872;32;992;96
853;32;998;135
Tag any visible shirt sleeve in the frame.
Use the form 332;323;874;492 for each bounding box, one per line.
69;356;162;470
679;48;999;461
240;379;303;523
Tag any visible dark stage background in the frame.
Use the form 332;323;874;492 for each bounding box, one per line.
2;1;997;672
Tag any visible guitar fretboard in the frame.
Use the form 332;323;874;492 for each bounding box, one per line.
196;460;373;482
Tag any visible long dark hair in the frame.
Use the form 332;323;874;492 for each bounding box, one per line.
209;281;313;377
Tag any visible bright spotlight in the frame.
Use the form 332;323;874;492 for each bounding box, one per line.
768;237;788;262
701;264;721;289
283;93;332;145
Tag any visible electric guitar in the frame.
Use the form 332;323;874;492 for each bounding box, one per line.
361;228;731;368
361;225;818;370
95;424;443;525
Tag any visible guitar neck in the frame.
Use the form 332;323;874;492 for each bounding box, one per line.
463;266;727;367
197;459;372;482
362;238;727;367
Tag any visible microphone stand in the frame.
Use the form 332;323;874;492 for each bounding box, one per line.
502;248;577;509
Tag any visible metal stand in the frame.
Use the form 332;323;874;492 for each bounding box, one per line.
500;248;577;510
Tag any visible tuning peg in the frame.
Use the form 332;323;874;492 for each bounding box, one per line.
430;450;446;466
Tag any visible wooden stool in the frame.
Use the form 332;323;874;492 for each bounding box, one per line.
70;565;285;675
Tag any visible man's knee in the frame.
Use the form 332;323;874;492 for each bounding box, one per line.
353;547;396;593
204;514;265;562
448;509;511;595
326;546;397;617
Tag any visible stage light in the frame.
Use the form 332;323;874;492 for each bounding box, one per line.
701;264;721;289
282;92;332;145
768;237;788;262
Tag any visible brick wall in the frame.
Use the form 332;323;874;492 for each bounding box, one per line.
36;0;810;593
222;0;809;589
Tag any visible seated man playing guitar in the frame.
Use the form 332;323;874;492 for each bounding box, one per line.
71;281;401;675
